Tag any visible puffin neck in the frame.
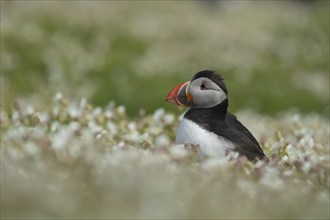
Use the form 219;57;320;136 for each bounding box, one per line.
185;99;228;122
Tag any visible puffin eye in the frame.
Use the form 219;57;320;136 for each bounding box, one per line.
200;83;207;90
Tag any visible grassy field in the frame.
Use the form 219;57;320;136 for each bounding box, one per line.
1;1;329;116
1;1;329;219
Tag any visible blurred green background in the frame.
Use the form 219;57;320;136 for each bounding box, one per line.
1;1;329;116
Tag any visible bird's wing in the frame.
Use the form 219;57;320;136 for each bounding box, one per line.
208;113;265;160
225;113;260;146
221;125;265;160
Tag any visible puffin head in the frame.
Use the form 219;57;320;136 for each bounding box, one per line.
166;70;228;108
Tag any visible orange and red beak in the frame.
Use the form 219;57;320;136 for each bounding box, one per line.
165;81;191;107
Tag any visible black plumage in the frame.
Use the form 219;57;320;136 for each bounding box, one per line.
192;70;228;94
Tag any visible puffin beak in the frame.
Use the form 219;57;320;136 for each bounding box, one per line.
165;81;191;106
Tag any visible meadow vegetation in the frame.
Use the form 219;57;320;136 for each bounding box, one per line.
1;1;329;116
1;1;329;219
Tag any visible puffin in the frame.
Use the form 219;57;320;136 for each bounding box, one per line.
165;70;265;161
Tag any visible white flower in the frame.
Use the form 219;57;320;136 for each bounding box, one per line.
36;112;49;123
69;121;80;131
50;121;60;132
153;108;165;122
11;111;20;122
128;122;137;132
117;105;126;115
25;142;39;155
155;134;170;147
52;106;59;116
169;144;188;159
68;103;82;119
104;110;114;119
51;126;74;150
92;107;102;117
164;114;175;125
201;157;229;170
79;97;88;109
53;92;63;102
302;161;312;173
260;167;283;190
96;130;108;140
88;121;102;134
107;122;118;137
25;106;35;115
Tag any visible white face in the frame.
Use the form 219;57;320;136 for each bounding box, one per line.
188;77;227;108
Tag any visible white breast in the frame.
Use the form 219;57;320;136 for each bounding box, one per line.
175;118;235;157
